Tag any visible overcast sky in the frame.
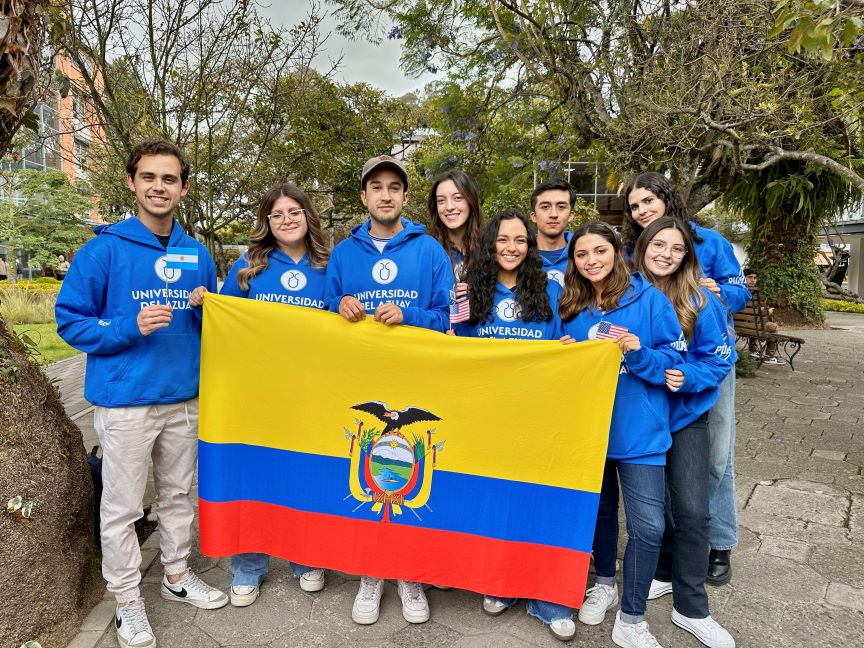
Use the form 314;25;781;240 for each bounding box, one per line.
260;2;435;97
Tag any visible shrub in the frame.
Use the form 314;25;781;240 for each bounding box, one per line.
822;299;864;314
0;279;61;293
30;276;61;285
0;286;58;324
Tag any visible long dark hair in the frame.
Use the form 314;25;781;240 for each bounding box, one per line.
426;169;483;279
620;172;700;249
559;221;632;320
466;208;552;325
237;183;329;290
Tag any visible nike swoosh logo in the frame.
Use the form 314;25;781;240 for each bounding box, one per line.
164;584;188;598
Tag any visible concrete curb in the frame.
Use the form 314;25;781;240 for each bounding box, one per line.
65;531;162;648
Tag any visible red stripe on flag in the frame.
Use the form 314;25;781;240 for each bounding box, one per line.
199;498;591;608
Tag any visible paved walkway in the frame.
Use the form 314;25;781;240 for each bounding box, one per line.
54;314;864;647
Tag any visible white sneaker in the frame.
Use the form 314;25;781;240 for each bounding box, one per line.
482;596;509;616
299;569;325;592
578;582;618;625
612;611;664;648
160;569;229;609
671;609;736;648
230;584;259;607
647;579;673;600
115;599;155;648
352;576;384;625
397;579;430;623
549;617;577;641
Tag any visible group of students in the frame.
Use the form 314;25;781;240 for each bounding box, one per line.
55;140;748;648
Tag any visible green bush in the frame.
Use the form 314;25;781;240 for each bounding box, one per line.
0;286;58;324
822;299;864;314
30;276;61;285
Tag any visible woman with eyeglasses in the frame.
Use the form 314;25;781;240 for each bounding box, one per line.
190;182;330;607
632;217;735;648
558;221;684;648
621;172;749;590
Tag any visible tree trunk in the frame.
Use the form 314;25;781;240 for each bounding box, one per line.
0;0;42;150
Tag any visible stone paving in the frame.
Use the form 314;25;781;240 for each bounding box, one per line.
55;313;864;648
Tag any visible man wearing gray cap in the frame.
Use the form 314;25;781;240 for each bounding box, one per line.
324;155;455;624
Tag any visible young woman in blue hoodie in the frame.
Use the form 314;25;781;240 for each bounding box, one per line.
633;217;736;648
191;182;330;607
427;169;484;289
559;221;684;648
622;172;749;586
451;209;570;641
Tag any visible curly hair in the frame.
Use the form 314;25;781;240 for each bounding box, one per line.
466;208;552;325
620;172;701;250
559;221;633;320
633;216;706;341
427;169;484;280
237;183;330;291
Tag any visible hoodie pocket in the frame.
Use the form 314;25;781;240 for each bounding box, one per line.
108;346;140;384
608;391;669;459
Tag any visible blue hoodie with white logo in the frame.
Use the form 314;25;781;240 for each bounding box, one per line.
561;273;684;465
691;223;750;316
221;250;326;309
455;280;563;340
324;219;454;332
668;287;734;432
539;231;572;289
55;217;217;407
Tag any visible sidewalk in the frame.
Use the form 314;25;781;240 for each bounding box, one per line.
54;315;864;647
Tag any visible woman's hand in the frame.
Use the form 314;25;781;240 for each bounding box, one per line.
698;277;721;296
188;286;207;307
559;335;575;345
665;369;685;392
616;333;641;353
454;282;469;301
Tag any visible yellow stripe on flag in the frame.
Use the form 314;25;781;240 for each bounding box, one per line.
199;293;620;494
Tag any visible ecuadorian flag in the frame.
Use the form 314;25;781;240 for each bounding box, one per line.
198;294;620;607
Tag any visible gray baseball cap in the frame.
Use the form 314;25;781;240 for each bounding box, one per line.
360;155;409;190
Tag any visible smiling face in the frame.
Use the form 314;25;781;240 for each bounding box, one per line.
495;217;529;280
268;195;308;251
127;154;189;224
572;233;615;286
627;187;667;229
435;179;470;233
643;227;687;279
361;168;407;228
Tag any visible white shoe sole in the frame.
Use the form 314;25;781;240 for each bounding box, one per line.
671;610;735;648
230;587;259;607
352;605;380;625
160;586;229;610
578;592;618;626
648;581;673;600
402;607;430;624
482;600;509;617
117;632;156;648
299;576;325;592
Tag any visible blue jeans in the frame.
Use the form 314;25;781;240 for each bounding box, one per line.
592;461;665;622
655;415;710;618
708;372;738;550
231;553;315;587
485;597;572;624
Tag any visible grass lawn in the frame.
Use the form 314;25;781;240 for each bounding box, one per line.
12;322;80;365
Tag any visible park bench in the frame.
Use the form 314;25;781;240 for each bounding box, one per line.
733;288;805;371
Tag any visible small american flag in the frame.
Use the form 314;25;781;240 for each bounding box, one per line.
595;321;628;340
449;293;470;324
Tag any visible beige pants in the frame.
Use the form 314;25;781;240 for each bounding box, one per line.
95;399;199;603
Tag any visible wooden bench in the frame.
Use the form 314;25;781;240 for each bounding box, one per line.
733;288;805;370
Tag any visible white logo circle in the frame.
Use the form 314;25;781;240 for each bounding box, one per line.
154;256;182;283
496;298;521;322
547;269;565;287
372;259;398;285
587;323;600;340
280;269;307;292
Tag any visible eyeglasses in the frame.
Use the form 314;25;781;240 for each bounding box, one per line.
267;209;305;223
648;239;687;258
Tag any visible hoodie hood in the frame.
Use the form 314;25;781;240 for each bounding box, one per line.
348;218;427;255
101;216;189;249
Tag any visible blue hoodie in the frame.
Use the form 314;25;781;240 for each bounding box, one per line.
324;219;454;332
55;217;217;407
539;231;572;289
668;287;734;432
691;223;750;315
455;280;563;340
221;250;326;309
561;273;685;465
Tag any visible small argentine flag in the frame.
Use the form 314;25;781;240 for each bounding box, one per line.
165;247;199;270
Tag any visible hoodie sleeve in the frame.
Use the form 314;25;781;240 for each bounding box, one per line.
703;230;751;314
324;249;346;313
191;248;218;323
673;292;734;393
401;246;454;332
623;290;685;385
219;256;250;298
55;248;144;354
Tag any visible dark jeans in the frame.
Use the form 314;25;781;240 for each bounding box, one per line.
593;460;665;620
655;414;710;618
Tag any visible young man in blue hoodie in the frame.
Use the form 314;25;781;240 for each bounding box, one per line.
324;154;454;626
530;180;576;288
56;139;225;648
